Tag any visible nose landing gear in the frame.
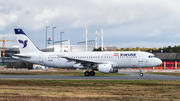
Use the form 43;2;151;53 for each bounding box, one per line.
139;73;143;77
139;67;143;77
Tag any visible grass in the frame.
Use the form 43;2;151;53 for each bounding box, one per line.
0;80;180;101
146;72;180;76
0;70;127;76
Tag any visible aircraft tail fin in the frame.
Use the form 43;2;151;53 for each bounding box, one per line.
14;29;41;54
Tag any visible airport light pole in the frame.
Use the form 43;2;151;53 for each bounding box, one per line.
52;27;56;52
46;26;49;52
60;32;64;52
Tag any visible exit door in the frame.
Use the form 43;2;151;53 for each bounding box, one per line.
138;52;143;62
39;53;44;65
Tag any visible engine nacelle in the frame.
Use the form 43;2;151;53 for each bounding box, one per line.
98;64;118;73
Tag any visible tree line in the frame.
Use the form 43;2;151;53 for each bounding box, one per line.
94;45;180;53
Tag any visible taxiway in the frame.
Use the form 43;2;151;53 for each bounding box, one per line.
0;70;179;80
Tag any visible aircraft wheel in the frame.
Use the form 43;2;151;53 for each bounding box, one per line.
84;71;90;76
90;71;95;76
139;73;143;77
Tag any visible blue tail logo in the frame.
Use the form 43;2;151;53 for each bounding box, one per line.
18;40;28;48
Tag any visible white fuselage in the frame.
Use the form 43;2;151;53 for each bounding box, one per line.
18;51;162;68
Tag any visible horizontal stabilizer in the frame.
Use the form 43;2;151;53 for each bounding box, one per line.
12;54;31;59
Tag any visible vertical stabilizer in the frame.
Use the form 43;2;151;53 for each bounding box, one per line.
14;29;40;54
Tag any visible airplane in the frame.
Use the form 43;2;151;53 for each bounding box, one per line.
12;29;162;77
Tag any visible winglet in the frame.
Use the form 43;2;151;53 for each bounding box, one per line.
14;29;26;35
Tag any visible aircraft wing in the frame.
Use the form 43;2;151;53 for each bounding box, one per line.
62;56;118;68
62;56;103;64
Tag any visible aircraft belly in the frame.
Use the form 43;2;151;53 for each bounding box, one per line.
28;55;39;64
117;59;138;68
53;58;73;68
138;61;144;67
132;60;138;67
63;61;74;68
64;62;74;68
53;59;64;67
123;59;132;67
143;59;150;67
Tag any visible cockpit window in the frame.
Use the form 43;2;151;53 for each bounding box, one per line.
148;55;156;58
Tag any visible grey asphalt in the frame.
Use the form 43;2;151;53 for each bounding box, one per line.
0;70;179;80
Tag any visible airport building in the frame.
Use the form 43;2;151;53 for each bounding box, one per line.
0;47;20;66
41;45;95;52
153;53;180;70
41;38;97;52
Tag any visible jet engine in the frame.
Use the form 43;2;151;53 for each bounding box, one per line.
98;64;118;73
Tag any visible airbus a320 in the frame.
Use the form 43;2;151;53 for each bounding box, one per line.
12;29;162;77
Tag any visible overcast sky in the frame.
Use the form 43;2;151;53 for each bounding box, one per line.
1;0;180;49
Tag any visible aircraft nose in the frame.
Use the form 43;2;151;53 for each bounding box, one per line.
157;58;162;65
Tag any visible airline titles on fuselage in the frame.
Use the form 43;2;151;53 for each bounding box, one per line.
120;53;137;57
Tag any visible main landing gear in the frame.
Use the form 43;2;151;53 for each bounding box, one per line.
84;71;95;76
139;67;143;77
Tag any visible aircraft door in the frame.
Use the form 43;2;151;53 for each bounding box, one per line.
138;52;144;67
138;52;143;62
39;53;44;65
